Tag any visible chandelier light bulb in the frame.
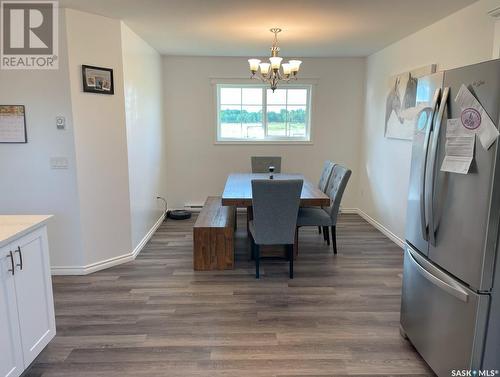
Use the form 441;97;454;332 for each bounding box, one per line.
269;56;283;70
259;62;271;75
282;63;292;76
248;59;261;72
289;60;302;73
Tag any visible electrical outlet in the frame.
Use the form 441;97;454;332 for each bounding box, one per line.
50;157;68;169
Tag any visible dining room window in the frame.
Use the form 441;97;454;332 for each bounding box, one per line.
216;84;312;142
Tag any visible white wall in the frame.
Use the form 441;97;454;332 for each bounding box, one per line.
0;11;84;268
121;23;166;249
65;9;133;267
358;0;498;241
163;56;365;209
494;18;500;58
1;8;167;274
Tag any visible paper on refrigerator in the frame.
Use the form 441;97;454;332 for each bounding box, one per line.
441;119;475;174
455;84;499;150
446;118;475;137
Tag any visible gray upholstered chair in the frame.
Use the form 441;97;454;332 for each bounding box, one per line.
318;161;336;192
249;179;303;279
297;165;351;254
317;161;336;235
251;156;282;173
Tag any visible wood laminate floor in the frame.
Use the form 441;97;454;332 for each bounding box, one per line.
27;213;434;377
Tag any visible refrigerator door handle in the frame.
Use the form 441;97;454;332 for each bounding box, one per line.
419;88;441;241
427;87;449;246
407;246;469;303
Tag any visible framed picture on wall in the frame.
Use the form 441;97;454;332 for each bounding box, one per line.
0;105;27;143
82;65;114;95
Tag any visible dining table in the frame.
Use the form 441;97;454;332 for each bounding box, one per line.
221;173;330;208
221;173;330;259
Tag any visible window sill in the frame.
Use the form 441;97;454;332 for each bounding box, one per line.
214;139;313;145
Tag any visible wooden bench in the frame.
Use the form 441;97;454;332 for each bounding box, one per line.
193;197;235;270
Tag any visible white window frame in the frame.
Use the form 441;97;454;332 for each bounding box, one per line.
215;83;313;144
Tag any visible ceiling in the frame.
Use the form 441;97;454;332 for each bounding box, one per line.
59;0;478;57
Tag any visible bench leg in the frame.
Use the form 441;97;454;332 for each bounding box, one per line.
287;244;294;279
318;226;322;234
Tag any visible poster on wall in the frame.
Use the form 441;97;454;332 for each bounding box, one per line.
0;105;27;143
385;64;437;141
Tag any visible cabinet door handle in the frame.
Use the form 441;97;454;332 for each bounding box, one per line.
7;251;15;276
15;246;23;270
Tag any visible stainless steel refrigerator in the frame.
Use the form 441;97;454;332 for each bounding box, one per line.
401;59;500;376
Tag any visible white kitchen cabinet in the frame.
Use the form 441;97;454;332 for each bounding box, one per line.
0;217;55;377
0;244;24;377
12;227;56;366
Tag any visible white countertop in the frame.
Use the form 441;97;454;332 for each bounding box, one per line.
0;215;52;248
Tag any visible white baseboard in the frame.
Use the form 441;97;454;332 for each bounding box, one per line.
51;252;136;275
51;214;165;275
131;214;165;258
340;207;359;214
341;207;405;248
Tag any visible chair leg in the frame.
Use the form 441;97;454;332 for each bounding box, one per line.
255;244;260;279
323;226;330;246
331;226;337;254
294;227;299;258
318;226;322;234
288;244;294;279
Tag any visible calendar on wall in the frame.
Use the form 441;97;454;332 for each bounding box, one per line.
0;105;27;143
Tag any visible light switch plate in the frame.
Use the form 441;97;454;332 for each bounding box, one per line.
56;116;66;130
50;157;68;169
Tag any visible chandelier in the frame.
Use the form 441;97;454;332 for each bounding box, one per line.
248;28;302;92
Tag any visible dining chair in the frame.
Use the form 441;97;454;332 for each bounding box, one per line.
318;160;336;192
249;179;303;279
317;160;336;235
297;165;351;254
251;156;282;173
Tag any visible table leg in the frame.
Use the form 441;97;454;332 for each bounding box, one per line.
233;207;237;231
